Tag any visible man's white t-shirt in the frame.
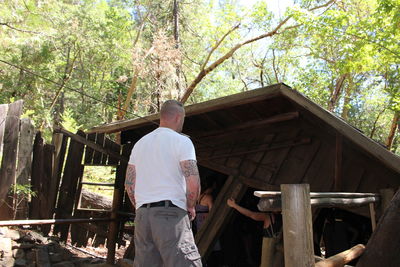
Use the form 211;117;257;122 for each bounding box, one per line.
128;127;196;210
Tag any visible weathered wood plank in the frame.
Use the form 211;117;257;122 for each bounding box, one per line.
54;130;85;241
281;184;314;267
48;133;68;218
40;144;55;235
29;132;44;220
257;196;380;211
255;191;379;198
0;100;23;206
0;104;9;155
355;189;400;267
15;118;34;219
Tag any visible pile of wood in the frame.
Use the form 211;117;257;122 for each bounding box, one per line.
0;227;130;267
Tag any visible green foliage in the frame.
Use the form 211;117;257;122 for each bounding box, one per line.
0;0;399;153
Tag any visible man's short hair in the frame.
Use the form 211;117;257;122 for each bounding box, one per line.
160;100;184;119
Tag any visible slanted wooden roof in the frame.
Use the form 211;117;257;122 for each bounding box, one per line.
89;83;400;191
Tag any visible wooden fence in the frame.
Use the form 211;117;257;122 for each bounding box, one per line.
0;100;132;260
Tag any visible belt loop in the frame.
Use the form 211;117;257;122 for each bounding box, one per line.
165;200;170;208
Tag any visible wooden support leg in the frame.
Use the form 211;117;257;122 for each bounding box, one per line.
369;203;376;231
281;184;314;267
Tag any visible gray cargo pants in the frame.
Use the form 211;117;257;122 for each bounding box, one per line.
133;204;202;267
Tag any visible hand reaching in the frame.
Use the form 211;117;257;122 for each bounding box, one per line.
227;197;236;208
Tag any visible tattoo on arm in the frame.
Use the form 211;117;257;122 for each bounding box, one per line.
125;164;136;207
180;160;201;209
181;160;199;177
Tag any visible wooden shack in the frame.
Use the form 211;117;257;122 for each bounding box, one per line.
89;83;400;265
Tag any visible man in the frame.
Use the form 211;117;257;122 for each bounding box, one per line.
125;100;202;267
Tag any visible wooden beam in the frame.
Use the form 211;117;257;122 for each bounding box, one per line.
255;191;379;198
196;111;299;138
0;217;115;226
54;127;128;164
202;137;311;160
281;184;314;267
258;196;380;211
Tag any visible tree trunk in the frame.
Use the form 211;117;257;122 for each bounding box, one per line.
385;111;399;150
341;75;353;120
328;73;347;112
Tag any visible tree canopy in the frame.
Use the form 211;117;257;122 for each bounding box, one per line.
0;0;399;153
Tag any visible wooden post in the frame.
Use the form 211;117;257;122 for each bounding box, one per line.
106;143;130;264
356;189;400;267
281;184;314;267
369;203;376;231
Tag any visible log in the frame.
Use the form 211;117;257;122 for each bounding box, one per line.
315;244;365;267
281;184;314;267
257;196;380;211
80;188;112;210
255;191;379;198
355;189;400;267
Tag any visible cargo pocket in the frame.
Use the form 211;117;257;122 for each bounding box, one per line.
179;242;201;262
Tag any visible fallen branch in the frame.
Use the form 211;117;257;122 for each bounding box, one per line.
315;244;365;267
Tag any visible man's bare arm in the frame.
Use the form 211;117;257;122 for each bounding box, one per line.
125;164;136;208
180;159;201;218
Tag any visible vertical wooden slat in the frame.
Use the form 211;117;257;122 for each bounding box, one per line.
15;118;35;219
48;133;68;217
106;142;128;264
30;132;44;220
84;133;96;164
0;100;23;206
92;133;105;164
0;104;9;155
281;184;314;267
40;144;55;235
54;130;85;241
